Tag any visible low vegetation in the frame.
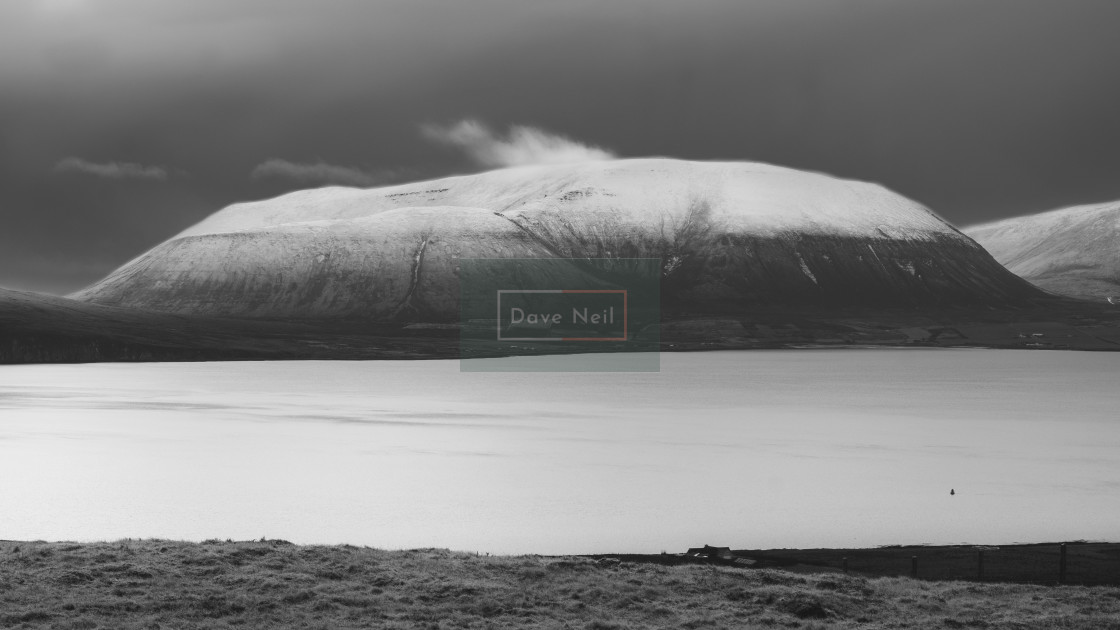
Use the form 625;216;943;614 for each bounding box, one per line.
1;540;1118;629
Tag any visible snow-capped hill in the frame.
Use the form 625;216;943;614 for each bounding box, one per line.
72;158;1042;320
964;201;1120;302
177;159;956;240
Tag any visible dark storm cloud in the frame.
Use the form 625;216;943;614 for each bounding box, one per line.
421;120;616;167
54;157;172;181
3;0;1120;293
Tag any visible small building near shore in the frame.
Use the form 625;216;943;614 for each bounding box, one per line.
686;545;734;560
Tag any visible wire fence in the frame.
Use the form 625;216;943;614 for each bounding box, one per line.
589;543;1118;586
834;543;1116;586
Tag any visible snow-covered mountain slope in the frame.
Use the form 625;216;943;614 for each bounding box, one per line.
72;158;1043;320
965;201;1120;302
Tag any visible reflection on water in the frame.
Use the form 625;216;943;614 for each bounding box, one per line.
0;349;1118;554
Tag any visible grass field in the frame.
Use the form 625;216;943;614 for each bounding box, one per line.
2;540;1119;629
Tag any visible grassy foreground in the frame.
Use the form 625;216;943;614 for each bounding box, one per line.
2;540;1119;629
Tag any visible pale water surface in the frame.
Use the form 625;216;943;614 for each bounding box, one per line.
1;350;1117;554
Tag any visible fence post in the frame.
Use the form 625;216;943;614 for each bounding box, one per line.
911;555;918;578
1059;543;1067;584
842;557;848;573
977;549;984;581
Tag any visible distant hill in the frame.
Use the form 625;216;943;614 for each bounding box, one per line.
965;201;1120;302
8;160;1120;364
70;158;1043;320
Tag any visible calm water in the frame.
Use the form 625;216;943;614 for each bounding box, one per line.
1;350;1117;554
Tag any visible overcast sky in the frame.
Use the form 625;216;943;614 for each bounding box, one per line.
3;0;1120;294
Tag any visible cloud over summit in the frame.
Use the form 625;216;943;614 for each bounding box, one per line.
422;120;616;168
250;159;398;188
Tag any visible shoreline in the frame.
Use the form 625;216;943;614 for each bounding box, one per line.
5;287;1120;364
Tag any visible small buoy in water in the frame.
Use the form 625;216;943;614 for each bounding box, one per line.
950;489;955;496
